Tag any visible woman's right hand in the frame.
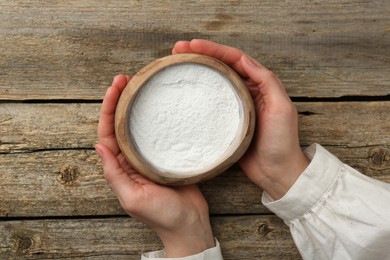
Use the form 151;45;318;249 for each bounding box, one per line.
173;40;309;200
96;75;215;258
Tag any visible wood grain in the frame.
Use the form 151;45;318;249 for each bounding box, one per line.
1;1;388;259
1;1;389;100
1;101;388;216
0;146;388;218
0;103;99;153
0;216;300;259
1;102;388;153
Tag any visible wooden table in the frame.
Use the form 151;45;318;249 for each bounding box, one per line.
1;1;389;259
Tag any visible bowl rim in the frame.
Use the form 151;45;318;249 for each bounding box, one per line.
115;53;255;185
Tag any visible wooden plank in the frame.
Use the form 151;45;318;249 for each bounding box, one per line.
0;146;388;218
0;150;262;217
297;102;390;148
0;216;300;259
0;150;124;217
0;102;389;217
0;103;99;153
1;102;388;153
1;1;389;99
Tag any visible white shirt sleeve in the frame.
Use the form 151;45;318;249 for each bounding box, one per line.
141;239;223;260
263;144;390;260
142;143;390;260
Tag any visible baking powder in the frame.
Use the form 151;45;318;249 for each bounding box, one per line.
129;63;242;175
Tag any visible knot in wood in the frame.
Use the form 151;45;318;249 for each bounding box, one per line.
58;165;80;186
369;148;389;168
258;223;273;237
15;235;33;254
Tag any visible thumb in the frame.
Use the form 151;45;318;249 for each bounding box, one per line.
240;55;291;104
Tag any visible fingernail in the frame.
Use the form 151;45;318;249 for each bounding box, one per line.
243;55;260;69
113;74;124;82
95;144;105;163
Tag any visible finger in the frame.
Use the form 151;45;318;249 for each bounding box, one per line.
189;39;242;64
98;74;130;155
95;143;140;202
112;74;130;93
189;39;248;76
174;40;289;105
172;41;192;54
240;55;291;104
173;39;246;77
124;74;131;83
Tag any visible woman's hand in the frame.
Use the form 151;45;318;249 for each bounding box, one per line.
173;40;309;200
96;75;215;257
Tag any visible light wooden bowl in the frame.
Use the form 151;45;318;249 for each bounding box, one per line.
115;54;255;185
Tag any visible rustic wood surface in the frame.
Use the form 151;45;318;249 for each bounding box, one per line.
1;102;389;153
1;1;389;100
0;146;389;218
1;216;300;259
1;0;389;259
0;102;389;217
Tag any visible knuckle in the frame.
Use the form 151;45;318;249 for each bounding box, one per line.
262;69;277;82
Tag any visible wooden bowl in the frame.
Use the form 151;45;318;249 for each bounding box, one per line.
115;54;255;185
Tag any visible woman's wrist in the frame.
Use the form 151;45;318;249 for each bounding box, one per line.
161;226;215;257
256;152;310;200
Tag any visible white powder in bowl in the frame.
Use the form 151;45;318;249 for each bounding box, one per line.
129;63;242;175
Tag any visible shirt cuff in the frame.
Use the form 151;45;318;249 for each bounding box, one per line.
141;238;223;260
262;143;343;221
